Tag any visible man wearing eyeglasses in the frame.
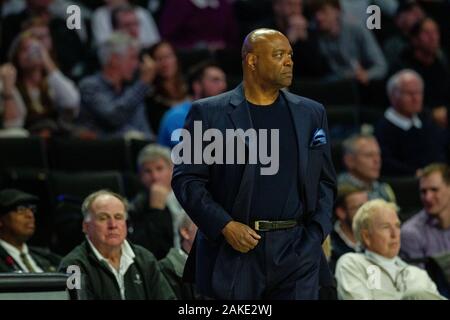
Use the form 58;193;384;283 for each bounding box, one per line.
58;190;176;300
0;188;60;273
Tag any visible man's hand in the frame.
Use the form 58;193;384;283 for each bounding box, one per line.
149;184;170;210
140;54;156;85
222;221;261;253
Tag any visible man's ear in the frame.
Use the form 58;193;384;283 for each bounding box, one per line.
335;206;347;222
343;153;354;170
82;221;88;234
246;53;257;70
361;229;370;248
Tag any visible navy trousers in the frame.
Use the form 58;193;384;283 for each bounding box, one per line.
230;225;322;300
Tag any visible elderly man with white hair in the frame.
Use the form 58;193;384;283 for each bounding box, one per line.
59;190;176;300
375;69;448;176
335;199;445;300
77;32;156;139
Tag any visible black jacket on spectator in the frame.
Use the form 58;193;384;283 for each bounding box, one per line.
375;113;448;176
128;191;174;260
0;245;61;272
158;248;198;300
58;241;176;300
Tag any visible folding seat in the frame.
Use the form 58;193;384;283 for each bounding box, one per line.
331;139;344;174
48;138;130;172
380;175;422;221
126;139;154;172
122;171;145;200
359;106;385;127
0;273;77;300
50;170;125;201
326;105;360;140
50;171;125;254
0;137;48;170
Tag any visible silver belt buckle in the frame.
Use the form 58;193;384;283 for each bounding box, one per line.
254;220;270;231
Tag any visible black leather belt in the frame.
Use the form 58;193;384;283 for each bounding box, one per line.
253;220;298;231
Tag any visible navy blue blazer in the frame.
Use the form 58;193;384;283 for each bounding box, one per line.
172;84;337;298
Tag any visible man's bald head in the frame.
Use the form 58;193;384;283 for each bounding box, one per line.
241;28;293;90
241;28;286;60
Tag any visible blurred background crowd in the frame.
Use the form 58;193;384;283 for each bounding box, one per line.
0;0;450;300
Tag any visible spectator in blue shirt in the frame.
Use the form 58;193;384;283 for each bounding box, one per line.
158;62;226;148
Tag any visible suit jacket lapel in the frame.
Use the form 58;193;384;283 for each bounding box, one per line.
228;84;256;224
0;244;23;272
282;90;311;208
228;84;253;145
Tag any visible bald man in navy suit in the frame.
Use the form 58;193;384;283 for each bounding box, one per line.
172;28;336;300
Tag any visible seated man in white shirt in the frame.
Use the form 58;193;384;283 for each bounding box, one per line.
59;190;175;300
335;198;446;300
0;189;60;272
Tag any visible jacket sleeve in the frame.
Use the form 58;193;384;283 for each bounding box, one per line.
58;257;95;300
171;102;233;241
335;254;373;300
139;249;176;300
309;106;337;241
400;225;425;262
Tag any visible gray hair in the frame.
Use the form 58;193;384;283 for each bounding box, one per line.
81;190;129;221
342;133;377;156
137;144;172;169
386;69;424;99
352;199;399;246
97;31;138;66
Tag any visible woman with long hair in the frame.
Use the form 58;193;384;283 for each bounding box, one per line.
146;41;188;132
8;27;80;137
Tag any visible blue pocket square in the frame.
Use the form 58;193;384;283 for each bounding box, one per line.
310;128;327;147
